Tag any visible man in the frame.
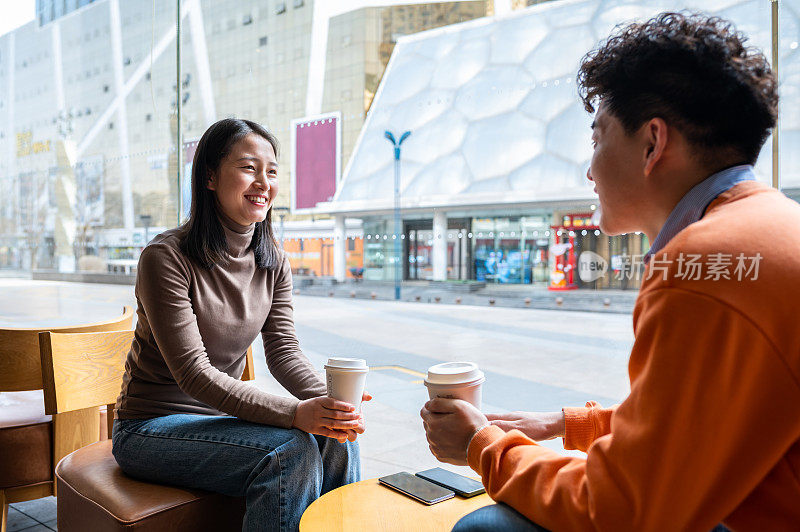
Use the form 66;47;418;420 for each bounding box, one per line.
421;12;800;531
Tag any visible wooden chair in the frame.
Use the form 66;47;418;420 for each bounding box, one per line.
0;306;134;532
40;330;255;531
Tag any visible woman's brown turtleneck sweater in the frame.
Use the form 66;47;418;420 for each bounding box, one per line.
115;216;326;428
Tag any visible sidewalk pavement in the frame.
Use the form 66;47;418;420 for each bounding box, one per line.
293;278;639;314
0;268;30;278
15;269;640;314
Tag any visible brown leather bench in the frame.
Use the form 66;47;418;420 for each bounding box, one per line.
56;440;245;531
0;391;54;515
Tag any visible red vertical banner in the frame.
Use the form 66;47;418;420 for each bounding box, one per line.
291;113;341;213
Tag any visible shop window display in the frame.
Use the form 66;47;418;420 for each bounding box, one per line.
472;216;549;285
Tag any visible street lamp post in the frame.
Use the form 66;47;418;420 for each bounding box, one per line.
139;214;152;245
384;130;411;301
272;206;290;247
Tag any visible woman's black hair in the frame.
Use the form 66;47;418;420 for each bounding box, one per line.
179;118;281;270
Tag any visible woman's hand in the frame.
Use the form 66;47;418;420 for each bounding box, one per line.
342;391;373;442
292;392;372;443
485;411;565;441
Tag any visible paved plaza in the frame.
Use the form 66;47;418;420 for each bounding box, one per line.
0;278;634;530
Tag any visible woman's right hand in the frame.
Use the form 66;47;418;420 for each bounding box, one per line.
485;411;565;441
292;396;364;443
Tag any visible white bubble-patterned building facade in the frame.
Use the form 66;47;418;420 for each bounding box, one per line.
317;0;798;216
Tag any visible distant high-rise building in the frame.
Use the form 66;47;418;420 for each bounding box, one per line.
37;0;99;26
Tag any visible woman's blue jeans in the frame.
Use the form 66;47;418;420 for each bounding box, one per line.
112;414;360;532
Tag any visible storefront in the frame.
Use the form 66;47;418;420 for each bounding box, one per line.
282;237;364;278
356;211;649;289
0;235;23;269
403;218;471;281
279;218;364;278
472;216;550;285
362;213;572;286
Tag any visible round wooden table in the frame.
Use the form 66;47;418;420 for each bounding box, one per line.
299;478;493;532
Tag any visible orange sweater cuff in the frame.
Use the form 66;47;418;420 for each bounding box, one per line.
562;406;594;451
467;425;506;472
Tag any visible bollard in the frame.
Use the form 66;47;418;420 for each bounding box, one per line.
434;296;441;303
555;296;564;306
455;297;462;304
524;297;531;307
371;291;377;299
603;298;611;307
489;298;496;306
350;291;356;298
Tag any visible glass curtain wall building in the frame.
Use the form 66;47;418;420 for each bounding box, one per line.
0;0;489;273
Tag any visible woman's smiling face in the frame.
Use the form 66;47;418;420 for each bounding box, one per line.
207;133;279;226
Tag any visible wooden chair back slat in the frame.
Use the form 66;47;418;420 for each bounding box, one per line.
242;345;255;381
52;407;102;469
0;306;134;391
40;330;134;414
40;332;256;415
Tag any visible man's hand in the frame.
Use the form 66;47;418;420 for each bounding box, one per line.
485;411;565;441
293;394;369;443
420;398;488;466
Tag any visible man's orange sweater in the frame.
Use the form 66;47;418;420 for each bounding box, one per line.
467;182;800;531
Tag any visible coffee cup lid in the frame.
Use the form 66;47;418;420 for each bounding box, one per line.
325;357;368;370
425;361;484;385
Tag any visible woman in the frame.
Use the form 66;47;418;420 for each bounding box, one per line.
112;118;367;532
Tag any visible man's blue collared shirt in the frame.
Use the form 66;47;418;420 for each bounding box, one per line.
644;165;756;261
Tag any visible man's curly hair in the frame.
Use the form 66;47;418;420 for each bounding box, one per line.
577;12;778;166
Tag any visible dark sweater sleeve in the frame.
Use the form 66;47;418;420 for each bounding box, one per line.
137;243;301;428
261;254;327;400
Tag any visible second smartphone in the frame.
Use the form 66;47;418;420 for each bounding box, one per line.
415;467;486;498
378;472;455;505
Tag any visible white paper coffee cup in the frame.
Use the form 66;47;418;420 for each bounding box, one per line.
424;361;485;409
324;357;369;410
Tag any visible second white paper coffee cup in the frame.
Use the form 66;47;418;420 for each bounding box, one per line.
325;357;368;410
424;361;485;409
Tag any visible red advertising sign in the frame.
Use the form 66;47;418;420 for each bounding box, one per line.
291;113;341;212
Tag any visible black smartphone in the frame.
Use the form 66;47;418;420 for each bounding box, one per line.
378;472;455;505
415;468;486;498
